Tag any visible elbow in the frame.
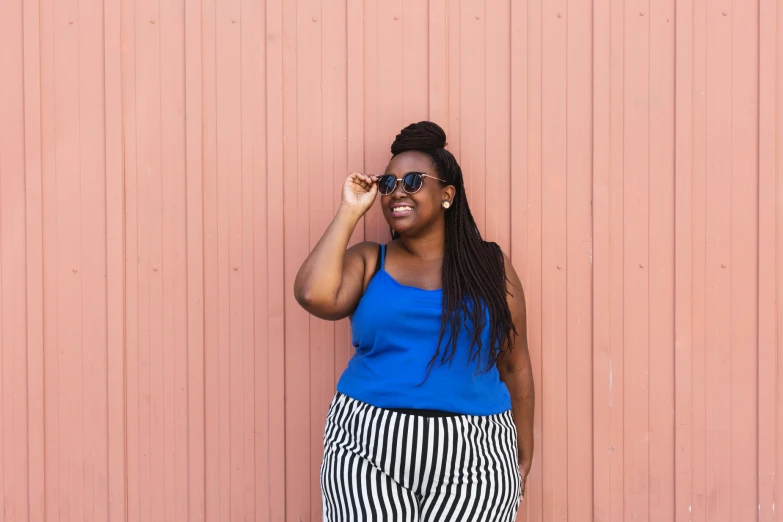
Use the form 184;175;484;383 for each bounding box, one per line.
294;282;314;308
293;271;311;306
294;284;344;320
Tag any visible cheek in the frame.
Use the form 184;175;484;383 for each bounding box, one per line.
412;193;439;216
419;185;445;208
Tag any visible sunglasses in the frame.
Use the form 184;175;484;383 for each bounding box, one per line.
375;172;447;195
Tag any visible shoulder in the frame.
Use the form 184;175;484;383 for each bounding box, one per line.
483;242;514;275
487;243;525;306
346;240;381;265
348;240;381;254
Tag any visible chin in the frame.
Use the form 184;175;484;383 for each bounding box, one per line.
387;222;410;235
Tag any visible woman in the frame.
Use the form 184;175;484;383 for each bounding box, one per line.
294;122;534;521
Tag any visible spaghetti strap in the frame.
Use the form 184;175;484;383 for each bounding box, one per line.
380;244;387;270
373;244;383;277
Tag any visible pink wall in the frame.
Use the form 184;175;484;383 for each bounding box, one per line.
1;0;781;520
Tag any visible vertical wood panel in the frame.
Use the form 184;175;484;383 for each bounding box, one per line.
104;0;127;516
241;0;262;520
55;0;85;519
336;0;364;406
690;0;708;517
607;0;627;517
402;0;429;124
264;0;287;518
161;0;190;518
248;0;269;516
485;0;511;250
0;0;29;520
624;2;651;520
39;0;60;518
565;0;593;517
775;2;783;516
201;0;220;518
673;0;694;518
730;2;761;520
79;0;108;518
446;0;461;162
120;0;140;519
518;0;544;518
215;0;243;519
459;0;486;232
23;0;47;516
362;0;382;241
183;0;206;518
758;1;781;520
428;0;448;126
705;3;733;519
1;0;781;520
648;0;676;519
302;0;326;517
281;0;309;517
592;0;613;517
136;0;163;518
541;1;568;520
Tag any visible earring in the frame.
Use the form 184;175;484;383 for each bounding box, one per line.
442;201;451;209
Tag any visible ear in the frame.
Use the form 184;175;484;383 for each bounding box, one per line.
442;185;457;205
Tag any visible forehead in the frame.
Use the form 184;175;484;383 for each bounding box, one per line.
385;150;434;174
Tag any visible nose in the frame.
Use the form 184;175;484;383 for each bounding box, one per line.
391;178;407;197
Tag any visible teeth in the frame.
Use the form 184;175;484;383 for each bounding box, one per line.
392;206;413;212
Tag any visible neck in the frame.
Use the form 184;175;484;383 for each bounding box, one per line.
397;225;445;261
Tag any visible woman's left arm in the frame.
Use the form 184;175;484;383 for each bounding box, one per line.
497;252;535;499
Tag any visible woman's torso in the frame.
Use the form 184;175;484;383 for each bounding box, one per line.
336;243;511;416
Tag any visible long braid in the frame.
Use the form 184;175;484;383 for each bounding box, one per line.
390;121;516;375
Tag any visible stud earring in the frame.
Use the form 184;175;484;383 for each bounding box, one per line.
442;201;451;209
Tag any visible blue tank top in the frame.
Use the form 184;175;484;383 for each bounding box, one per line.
336;244;512;416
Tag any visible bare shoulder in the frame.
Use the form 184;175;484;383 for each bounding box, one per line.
497;248;525;313
346;240;381;265
345;241;382;290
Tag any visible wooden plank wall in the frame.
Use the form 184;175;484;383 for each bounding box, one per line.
0;0;781;520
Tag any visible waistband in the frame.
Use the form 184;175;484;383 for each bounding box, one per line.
336;393;459;417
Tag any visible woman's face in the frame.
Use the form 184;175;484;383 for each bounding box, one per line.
380;151;454;238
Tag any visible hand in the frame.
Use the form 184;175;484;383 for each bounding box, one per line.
341;172;378;217
519;462;531;500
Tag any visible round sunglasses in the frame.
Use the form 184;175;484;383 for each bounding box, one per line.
375;172;447;195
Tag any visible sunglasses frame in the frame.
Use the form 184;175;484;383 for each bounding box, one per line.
375;171;448;195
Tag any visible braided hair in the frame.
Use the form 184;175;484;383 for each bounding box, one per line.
390;121;516;375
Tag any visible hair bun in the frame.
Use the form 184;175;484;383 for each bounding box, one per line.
391;121;447;155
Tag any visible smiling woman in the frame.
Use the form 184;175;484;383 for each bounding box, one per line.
293;121;535;522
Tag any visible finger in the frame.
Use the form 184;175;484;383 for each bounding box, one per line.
350;175;369;190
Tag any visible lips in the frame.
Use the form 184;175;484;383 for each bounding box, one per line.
390;204;414;217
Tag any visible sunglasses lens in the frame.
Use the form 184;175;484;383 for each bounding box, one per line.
402;173;423;193
377;175;396;195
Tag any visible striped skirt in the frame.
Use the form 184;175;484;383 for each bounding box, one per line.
320;393;521;522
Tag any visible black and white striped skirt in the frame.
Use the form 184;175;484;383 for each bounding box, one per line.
320;392;521;522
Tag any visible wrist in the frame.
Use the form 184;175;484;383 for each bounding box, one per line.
338;203;366;222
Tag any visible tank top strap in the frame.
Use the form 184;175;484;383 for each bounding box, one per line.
380;244;387;270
